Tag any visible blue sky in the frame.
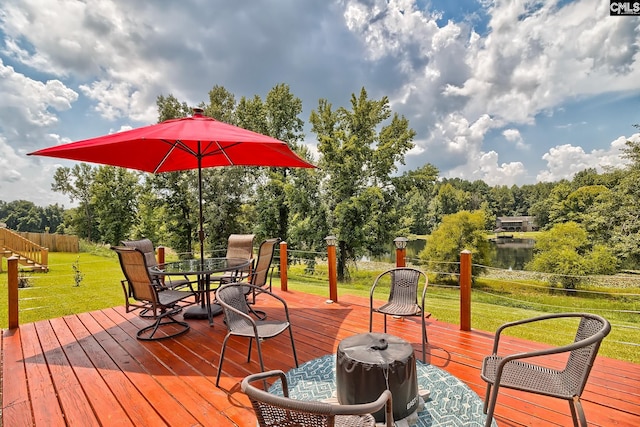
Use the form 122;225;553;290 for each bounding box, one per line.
1;0;639;207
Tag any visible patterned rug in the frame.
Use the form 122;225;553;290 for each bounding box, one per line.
269;354;497;427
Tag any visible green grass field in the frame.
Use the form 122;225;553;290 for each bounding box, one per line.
1;249;638;364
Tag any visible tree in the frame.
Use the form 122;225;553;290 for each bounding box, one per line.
52;163;97;240
419;210;492;281
426;182;470;231
489;185;515;217
392;164;439;235
310;88;415;280
246;83;306;243
91;166;140;245
526;222;618;289
0;200;43;232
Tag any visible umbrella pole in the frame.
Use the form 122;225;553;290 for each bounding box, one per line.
198;143;205;263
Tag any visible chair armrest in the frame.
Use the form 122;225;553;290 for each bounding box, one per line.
490;313;610;386
491;312;597;354
241;369;289;395
420;276;428;308
247;283;294;320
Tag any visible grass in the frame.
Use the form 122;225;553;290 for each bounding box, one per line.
1;249;638;364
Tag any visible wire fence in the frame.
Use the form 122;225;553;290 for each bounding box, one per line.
4;247;639;357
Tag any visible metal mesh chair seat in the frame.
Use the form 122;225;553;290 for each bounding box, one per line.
369;267;429;362
241;370;393;427
482;355;575;398
215;283;298;387
480;313;611;427
375;301;421;316
227;321;292;339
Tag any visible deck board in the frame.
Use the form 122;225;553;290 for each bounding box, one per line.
2;288;639;427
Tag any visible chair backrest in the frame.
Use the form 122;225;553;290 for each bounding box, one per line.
226;234;255;259
382;268;424;305
242;370;393;427
112;246;157;304
564;314;611;395
250;238;280;287
216;284;252;332
121;238;158;269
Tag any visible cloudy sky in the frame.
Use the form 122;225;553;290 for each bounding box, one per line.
1;0;639;207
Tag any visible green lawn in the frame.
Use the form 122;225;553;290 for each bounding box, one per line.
2;250;638;364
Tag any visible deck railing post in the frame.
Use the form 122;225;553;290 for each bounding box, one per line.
325;236;338;303
8;256;19;329
460;250;471;331
157;246;166;285
280;241;288;291
394;237;408;267
41;248;49;272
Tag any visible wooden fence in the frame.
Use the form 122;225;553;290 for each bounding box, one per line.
14;231;79;252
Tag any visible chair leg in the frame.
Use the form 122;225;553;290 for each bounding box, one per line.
421;313;428;363
136;314;189;341
288;327;299;367
255;337;265;373
216;333;231;387
247;338;253;363
484;382;499;427
483;384;491;413
369;310;373;332
570;396;586;427
383;314;387;332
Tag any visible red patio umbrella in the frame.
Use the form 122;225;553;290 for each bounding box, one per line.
28;108;316;260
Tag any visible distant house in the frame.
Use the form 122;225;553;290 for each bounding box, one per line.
495;216;537;232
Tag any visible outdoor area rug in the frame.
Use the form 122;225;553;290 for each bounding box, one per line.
269;354;497;427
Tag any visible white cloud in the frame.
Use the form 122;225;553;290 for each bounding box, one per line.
443;0;640;123
502;128;528;150
0;58;78;130
537;133;640;182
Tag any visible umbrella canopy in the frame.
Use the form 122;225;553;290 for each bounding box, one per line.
29;110;314;172
28;108;315;259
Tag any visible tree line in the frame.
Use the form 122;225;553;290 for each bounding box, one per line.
3;84;639;280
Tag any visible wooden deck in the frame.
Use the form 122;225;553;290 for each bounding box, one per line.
2;288;639;426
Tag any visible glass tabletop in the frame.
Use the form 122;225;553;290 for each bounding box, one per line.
152;257;251;276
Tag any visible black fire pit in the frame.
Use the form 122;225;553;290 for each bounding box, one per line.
336;332;419;422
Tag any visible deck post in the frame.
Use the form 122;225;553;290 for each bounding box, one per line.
460;250;471;331
8;256;19;329
325;236;338;303
41;248;49;272
157;246;166;285
394;237;408;267
280;241;288;291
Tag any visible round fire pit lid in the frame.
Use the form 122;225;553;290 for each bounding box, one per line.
338;332;413;364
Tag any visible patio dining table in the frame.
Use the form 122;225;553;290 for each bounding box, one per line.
269;354;497;427
151;257;251;326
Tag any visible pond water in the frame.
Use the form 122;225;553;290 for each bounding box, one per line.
376;238;535;270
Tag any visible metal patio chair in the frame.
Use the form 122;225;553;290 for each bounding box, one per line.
215;282;298;387
242;369;393;427
369;267;429;362
235;237;280;319
480;312;611;427
112;246;196;341
121;238;194;291
210;233;256;283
